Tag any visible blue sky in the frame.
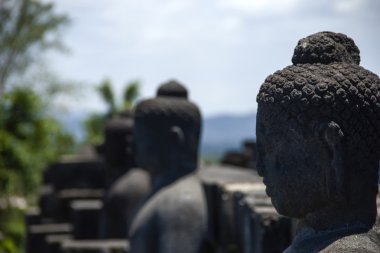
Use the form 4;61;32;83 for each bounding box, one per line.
50;0;380;116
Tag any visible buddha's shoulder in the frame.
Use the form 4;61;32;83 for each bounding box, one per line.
158;177;205;210
321;231;380;253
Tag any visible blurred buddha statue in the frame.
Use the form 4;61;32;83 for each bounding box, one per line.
101;112;151;239
129;80;211;253
103;112;135;186
256;31;380;252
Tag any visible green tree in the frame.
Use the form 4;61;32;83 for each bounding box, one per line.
0;0;68;95
0;87;75;197
97;79;116;117
0;88;75;252
83;79;140;145
123;80;139;109
0;1;73;251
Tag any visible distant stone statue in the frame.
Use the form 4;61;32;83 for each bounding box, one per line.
129;80;210;253
101;112;151;239
256;32;380;252
103;113;136;186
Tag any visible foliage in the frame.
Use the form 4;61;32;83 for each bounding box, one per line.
83;113;105;146
0;88;75;253
0;0;69;95
0;207;24;253
83;79;140;145
123;80;139;109
0;88;75;197
0;1;72;252
0;236;16;253
97;79;116;117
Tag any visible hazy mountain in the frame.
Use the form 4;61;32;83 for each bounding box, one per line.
200;112;256;157
57;110;257;158
55;110;88;141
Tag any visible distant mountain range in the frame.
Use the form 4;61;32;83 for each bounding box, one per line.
56;111;257;158
201;112;256;158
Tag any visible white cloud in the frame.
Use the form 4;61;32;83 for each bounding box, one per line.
219;0;300;15
332;0;368;13
50;0;380;116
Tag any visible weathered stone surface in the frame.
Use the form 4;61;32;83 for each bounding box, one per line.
61;239;128;253
45;234;72;253
43;156;105;191
220;140;257;169
240;196;293;253
103;112;136;186
100;110;151;239
25;208;42;226
38;184;59;220
256;31;380;252
220;151;250;168
56;189;104;222
70;200;103;240
242;139;257;169
26;223;72;253
101;168;151;239
129;81;210;253
198;165;261;248
216;182;265;253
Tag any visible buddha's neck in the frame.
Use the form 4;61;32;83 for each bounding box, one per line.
151;162;196;191
299;198;377;232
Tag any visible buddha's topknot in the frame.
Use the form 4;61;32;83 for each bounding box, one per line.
134;97;201;127
292;32;360;65
156;80;188;99
105;116;133;133
257;32;380;166
135;81;201;140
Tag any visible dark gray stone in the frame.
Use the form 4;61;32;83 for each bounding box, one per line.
129;80;211;253
38;184;59;220
61;239;128;253
103;112;136;186
45;234;72;253
101;168;151;239
256;31;380;252
242;139;257;169
57;189;104;222
198;165;261;248
25;208;42;226
100;110;151;239
216;182;265;253
220;151;250;168
26;223;72;253
220;140;257;169
70;200;103;240
43;156;105;191
243;199;292;253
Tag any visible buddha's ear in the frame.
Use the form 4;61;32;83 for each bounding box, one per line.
318;121;346;202
169;126;184;148
168;126;184;169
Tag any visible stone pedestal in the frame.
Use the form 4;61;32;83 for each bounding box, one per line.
61;240;128;253
57;189;104;222
26;223;72;253
45;234;72;253
43;156;105;191
216;183;266;253
198;165;261;251
25;208;42;226
240;196;293;253
70;200;103;240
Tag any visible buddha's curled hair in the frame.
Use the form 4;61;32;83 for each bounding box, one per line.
257;32;380;164
135;80;201;141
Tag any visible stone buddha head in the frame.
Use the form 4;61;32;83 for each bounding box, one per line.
256;32;380;225
133;80;201;176
104;111;134;168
